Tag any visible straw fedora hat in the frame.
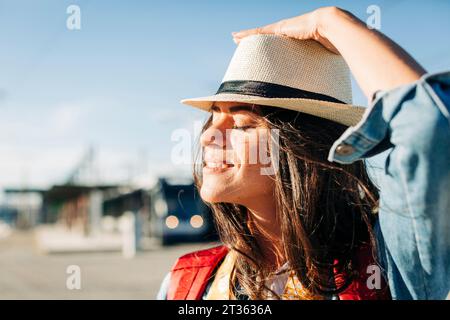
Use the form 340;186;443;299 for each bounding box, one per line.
181;34;365;127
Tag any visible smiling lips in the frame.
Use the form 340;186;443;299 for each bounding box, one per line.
204;161;234;169
203;161;235;174
203;150;235;170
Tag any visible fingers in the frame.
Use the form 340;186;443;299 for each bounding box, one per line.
232;23;279;44
232;28;262;44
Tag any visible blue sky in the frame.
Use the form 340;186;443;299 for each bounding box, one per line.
0;0;449;191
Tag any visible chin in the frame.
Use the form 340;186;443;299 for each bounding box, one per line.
200;185;225;203
200;181;241;204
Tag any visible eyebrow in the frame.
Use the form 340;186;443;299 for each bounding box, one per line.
210;105;259;114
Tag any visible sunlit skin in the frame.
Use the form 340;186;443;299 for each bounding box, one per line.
200;102;284;267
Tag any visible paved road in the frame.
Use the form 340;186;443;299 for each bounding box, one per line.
0;230;215;299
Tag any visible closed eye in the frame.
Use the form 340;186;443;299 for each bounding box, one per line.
232;125;255;131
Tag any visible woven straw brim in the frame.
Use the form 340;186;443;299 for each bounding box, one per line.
181;93;365;127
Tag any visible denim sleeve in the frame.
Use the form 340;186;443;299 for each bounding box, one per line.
328;71;450;300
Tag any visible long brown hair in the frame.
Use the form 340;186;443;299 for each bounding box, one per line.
194;105;379;299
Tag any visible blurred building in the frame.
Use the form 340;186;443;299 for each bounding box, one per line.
1;177;218;247
41;185;119;235
103;188;151;246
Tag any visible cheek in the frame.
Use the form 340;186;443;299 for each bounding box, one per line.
229;132;258;165
229;131;245;164
230;130;270;166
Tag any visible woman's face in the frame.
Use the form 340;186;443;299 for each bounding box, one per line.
200;102;275;206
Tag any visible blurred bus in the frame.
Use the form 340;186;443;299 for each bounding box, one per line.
149;178;217;245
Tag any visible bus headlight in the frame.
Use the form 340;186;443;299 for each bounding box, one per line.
190;215;204;229
165;215;179;229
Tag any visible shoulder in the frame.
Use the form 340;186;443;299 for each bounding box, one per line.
171;245;229;271
164;245;229;300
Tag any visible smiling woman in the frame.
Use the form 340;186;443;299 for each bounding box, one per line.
158;6;450;300
199;103;275;206
194;102;382;300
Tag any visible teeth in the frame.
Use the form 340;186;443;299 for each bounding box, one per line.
206;162;233;168
206;162;219;168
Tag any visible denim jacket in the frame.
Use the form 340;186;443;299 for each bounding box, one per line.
329;71;450;300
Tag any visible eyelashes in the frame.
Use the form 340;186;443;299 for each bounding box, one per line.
231;125;255;131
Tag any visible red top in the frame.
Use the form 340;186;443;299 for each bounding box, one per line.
167;245;390;300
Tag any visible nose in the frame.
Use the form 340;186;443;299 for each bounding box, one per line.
200;116;231;148
200;125;226;148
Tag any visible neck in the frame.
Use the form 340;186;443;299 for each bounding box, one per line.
245;200;284;270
